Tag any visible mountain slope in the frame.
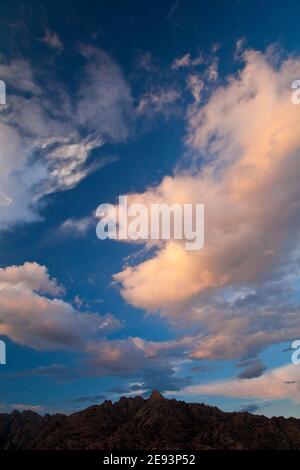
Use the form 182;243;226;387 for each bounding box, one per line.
1;391;300;450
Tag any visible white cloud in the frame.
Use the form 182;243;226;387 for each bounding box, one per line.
57;215;95;237
187;74;204;102
172;51;218;82
136;87;180;116
0;47;133;230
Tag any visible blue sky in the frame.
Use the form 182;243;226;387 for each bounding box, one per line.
1;0;300;417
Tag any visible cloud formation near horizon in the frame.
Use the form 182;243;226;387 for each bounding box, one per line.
182;364;300;403
0;262;189;389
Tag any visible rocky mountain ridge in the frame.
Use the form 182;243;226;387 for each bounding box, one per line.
1;391;300;450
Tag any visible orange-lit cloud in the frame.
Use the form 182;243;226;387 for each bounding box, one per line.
0;262;120;350
114;50;300;317
181;364;300;403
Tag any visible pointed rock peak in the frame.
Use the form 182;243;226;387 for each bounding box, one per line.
149;390;165;400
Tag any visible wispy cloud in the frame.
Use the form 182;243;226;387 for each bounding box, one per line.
187;74;204;102
181;364;300;403
136;87;180;117
56;216;95;238
0;364;78;382
0;47;133;230
164;0;181;22
172;52;204;70
41;28;63;51
63;394;106;405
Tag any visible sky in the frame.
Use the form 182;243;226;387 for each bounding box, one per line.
1;0;300;418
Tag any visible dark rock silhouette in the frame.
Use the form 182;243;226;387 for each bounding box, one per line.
1;392;300;450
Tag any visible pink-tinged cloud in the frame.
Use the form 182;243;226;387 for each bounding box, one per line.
0;262;120;350
182;364;300;403
113;49;300;314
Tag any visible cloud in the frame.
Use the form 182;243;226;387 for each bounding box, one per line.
137;365;191;393
0;261;63;296
76;45;133;141
190;364;219;373
164;0;181;22
183;284;300;360
172;51;218;81
83;336;191;392
206;57;218;81
0;399;68;415
172;53;204;70
56;216;95;238
0;263;190;384
108;385;131;394
85;338;150;375
239;402;271;413
0;262;121;350
187;74;204;102
11;403;45;413
135;52;155;72
41;29;63;51
0;47;132;230
0;364;79;382
182;364;300;403
112;48;300;361
136;87;180;117
63;394;105;405
0;400;50;414
237;359;267;379
239;403;261;413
